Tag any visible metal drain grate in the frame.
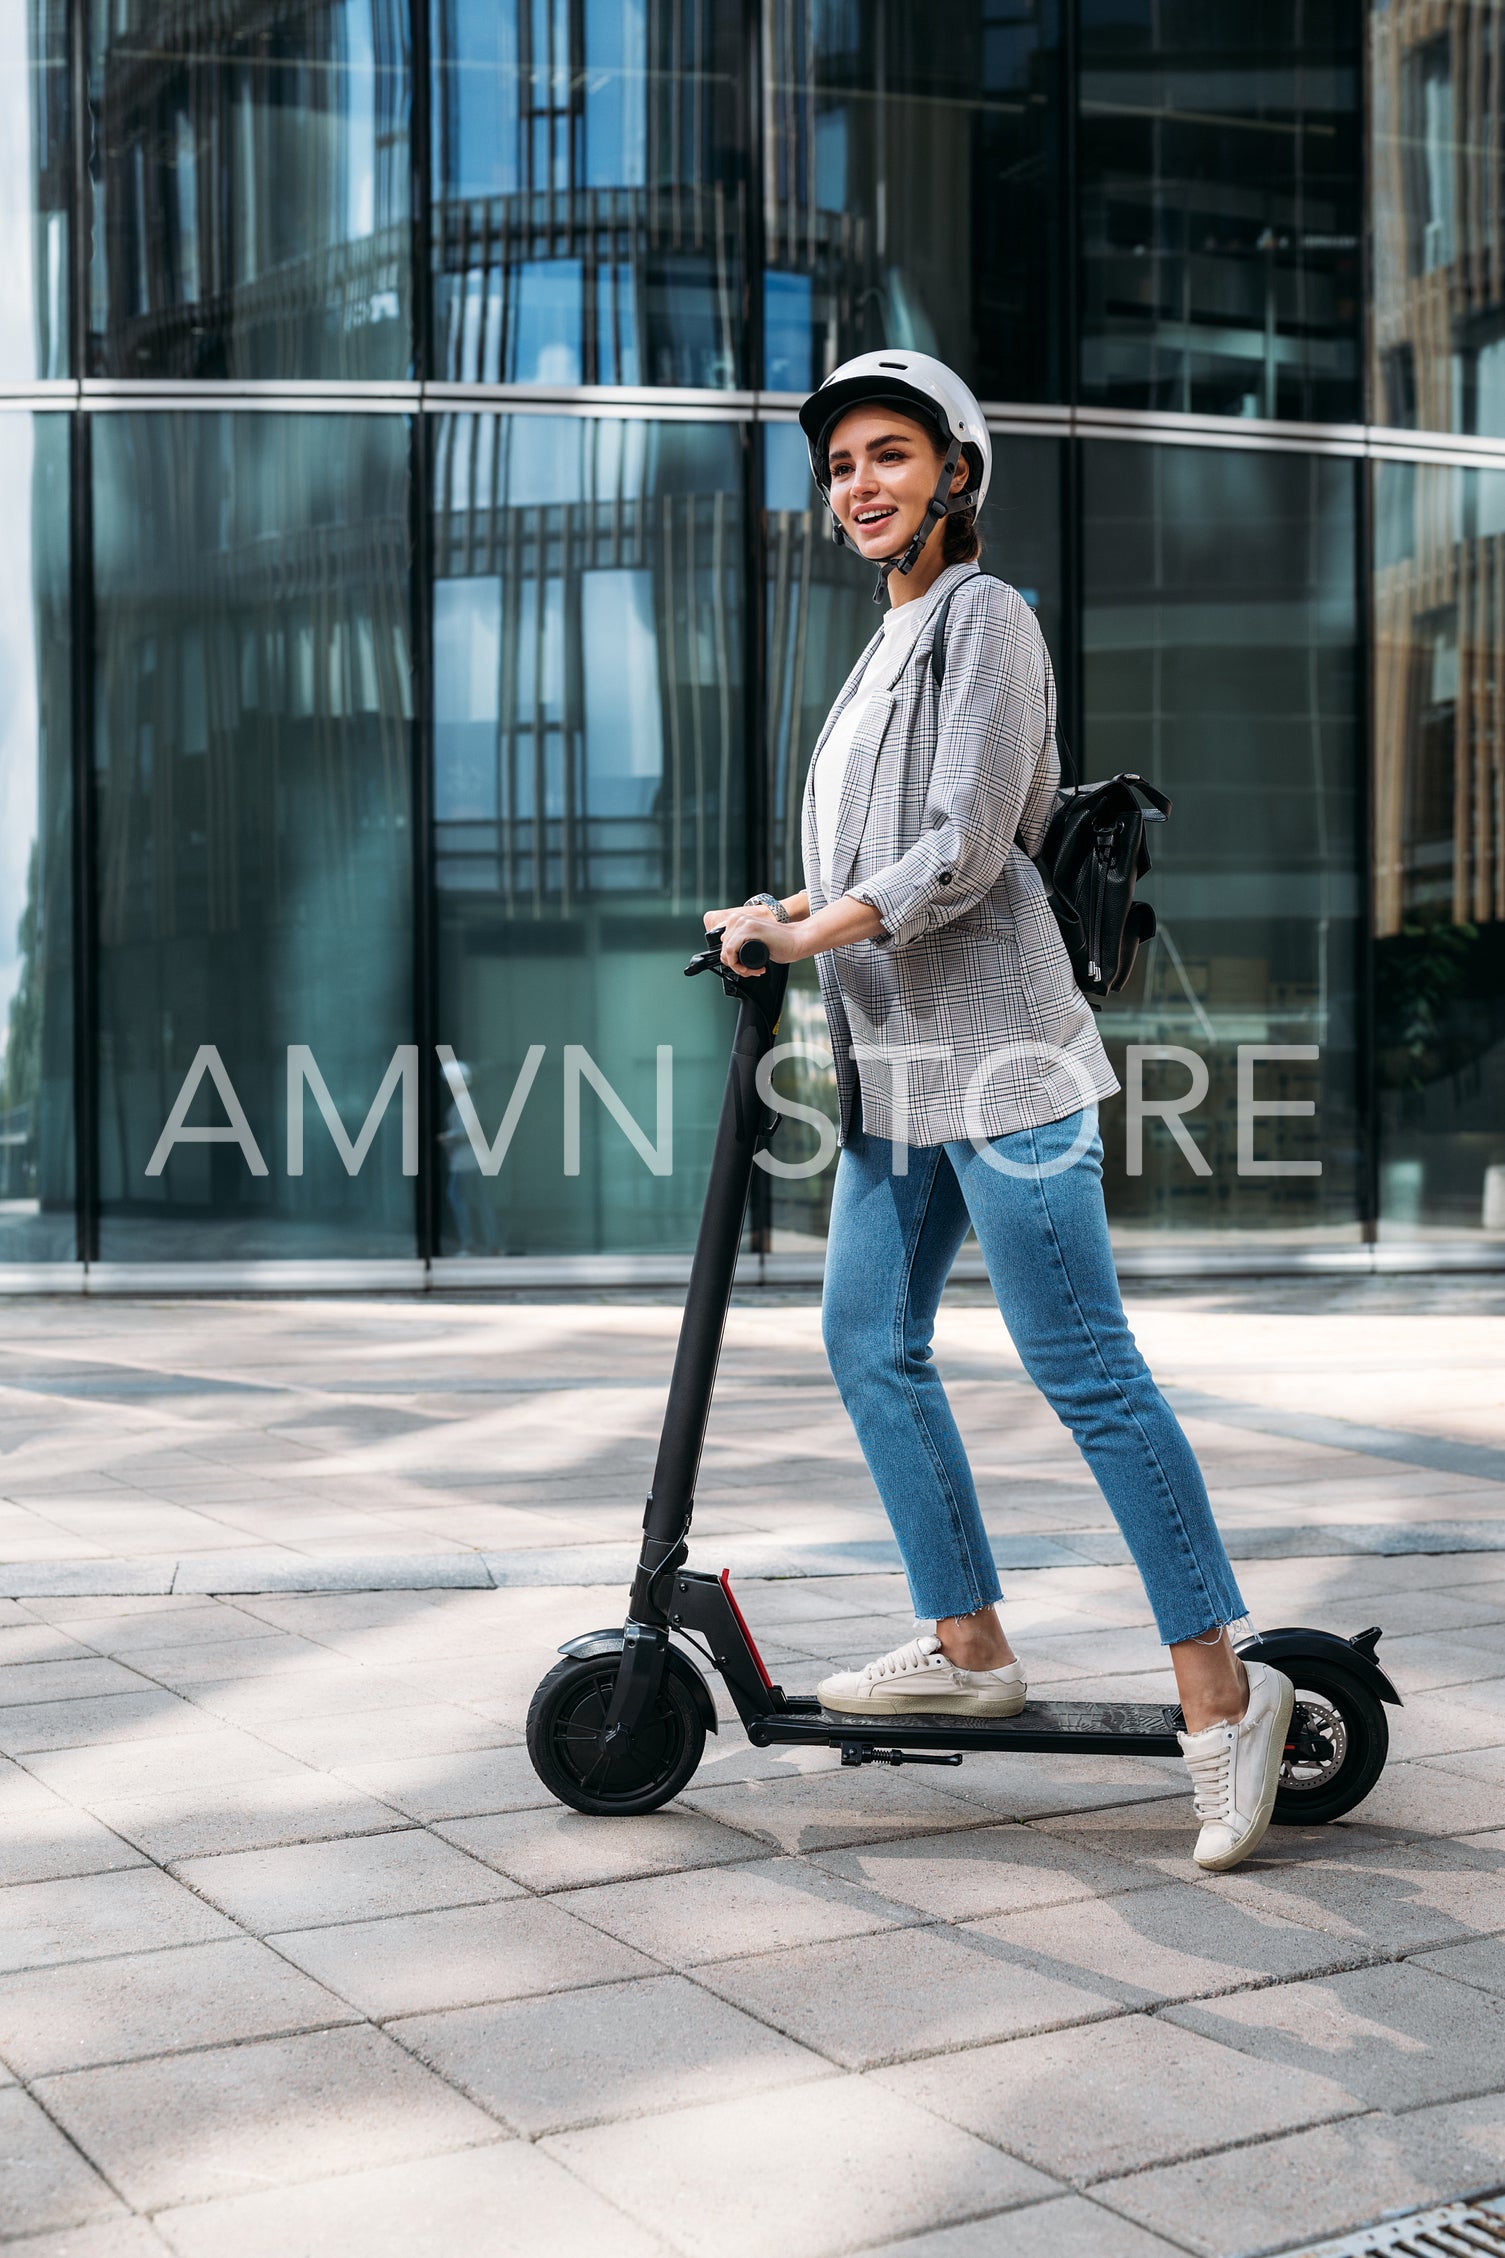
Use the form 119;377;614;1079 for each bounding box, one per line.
1282;2194;1505;2257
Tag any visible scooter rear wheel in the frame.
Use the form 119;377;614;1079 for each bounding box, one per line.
1270;1658;1388;1827
527;1654;706;1816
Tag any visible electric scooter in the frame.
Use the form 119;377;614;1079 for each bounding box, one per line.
527;931;1399;1826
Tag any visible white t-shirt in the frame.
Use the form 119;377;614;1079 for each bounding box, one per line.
811;600;928;888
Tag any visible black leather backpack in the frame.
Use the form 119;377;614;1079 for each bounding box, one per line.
930;590;1170;1002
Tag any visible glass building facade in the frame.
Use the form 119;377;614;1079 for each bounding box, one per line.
0;0;1500;1278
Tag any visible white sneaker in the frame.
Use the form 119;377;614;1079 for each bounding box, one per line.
818;1633;1027;1717
1178;1658;1295;1872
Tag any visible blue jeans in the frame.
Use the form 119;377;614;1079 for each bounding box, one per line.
821;1112;1245;1646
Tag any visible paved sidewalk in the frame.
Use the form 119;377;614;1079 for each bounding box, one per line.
1;1283;1504;2256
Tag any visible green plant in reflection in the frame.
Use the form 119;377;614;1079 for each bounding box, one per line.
1375;919;1505;1091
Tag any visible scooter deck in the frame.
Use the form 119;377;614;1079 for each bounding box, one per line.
751;1694;1186;1760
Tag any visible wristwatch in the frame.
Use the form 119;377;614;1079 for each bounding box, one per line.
744;891;790;923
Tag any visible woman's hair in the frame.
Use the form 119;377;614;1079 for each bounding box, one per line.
941;505;981;566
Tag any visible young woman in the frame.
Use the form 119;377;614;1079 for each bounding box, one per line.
705;351;1292;1873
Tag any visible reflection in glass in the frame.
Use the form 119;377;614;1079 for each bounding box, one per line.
431;414;744;1256
1084;442;1361;1240
93;415;414;1256
1079;2;1361;421
0;2;68;378
1371;6;1505;437
0;415;71;1259
1374;459;1505;1237
88;2;412;379
761;423;1064;1247
432;2;746;388
763;0;1061;399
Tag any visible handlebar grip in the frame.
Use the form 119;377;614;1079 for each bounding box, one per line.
737;937;770;971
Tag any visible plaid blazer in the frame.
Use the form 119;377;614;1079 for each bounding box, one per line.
802;561;1118;1148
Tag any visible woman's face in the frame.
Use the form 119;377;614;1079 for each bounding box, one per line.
824;407;962;560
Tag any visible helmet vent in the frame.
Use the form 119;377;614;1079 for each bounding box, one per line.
877;359;907;368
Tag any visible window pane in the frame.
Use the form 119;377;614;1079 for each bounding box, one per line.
93;414;414;1258
0;413;72;1260
1374;459;1505;1239
431;412;744;1256
0;2;68;378
1084;442;1362;1242
762;424;1064;1246
1080;2;1361;421
1371;13;1505;437
88;3;412;380
762;0;1062;399
432;1;747;388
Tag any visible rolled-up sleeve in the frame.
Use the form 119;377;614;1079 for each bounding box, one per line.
848;583;1048;949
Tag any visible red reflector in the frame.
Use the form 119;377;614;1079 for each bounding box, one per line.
720;1569;773;1691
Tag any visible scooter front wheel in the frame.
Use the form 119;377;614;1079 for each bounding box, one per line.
1270;1657;1388;1827
527;1654;707;1816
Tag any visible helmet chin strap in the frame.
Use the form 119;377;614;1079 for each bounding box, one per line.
862;438;964;603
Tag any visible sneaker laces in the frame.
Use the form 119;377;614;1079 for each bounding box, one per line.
859;1635;944;1684
1182;1728;1234;1824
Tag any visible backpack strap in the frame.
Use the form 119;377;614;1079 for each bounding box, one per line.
931;584;1084;790
929;591;956;688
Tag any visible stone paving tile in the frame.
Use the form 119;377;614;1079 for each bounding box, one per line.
125;1633;341;1686
397;1970;834;2135
0;2083;129;2240
1164;1961;1505;2110
0;1658;153;1707
696;1922;1120;2070
89;1771;406;1862
0;1937;356;2075
0;1868;239;1973
965;1879;1369;2007
183;1668;443;1727
545;2075;1059;2258
561;1855;919;1966
1410;1932;1505;1995
1425;1742;1505;1789
922;1754;1185;1823
0;2220;169;2258
878;2010;1359;2183
249;1703;514;1769
0;1802;145;1887
1090;2101;1500;2258
18;1727;308;1809
0;1622;90;1662
435;1805;765;1892
61;1603;283;1654
1032;1798;1412;1881
0;1689;204;1757
1386;1694;1505;1759
676;1771;989;1855
809;1822;1164;1924
272;1895;656;2017
333;1745;546;1820
853;2195;1186;2258
36;2025;501;2213
174;1826;519;1934
1212;1831;1505;1954
150;2143;671;2258
0;1756;92;1814
1330;1758;1505;1838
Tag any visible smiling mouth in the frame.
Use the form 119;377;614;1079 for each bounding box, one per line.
853;506;898;528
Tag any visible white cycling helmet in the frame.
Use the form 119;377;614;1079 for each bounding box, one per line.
798;349;992;592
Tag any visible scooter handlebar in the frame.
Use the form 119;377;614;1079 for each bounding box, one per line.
685;928;769;977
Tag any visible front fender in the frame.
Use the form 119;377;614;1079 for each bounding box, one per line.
557;1628;719;1734
1236;1624;1402;1708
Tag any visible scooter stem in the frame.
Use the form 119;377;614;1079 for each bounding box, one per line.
628;953;790;1623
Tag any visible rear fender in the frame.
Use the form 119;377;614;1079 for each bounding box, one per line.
1236;1624;1402;1708
557;1628;719;1733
